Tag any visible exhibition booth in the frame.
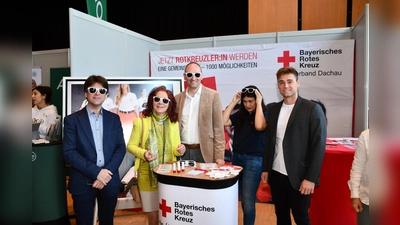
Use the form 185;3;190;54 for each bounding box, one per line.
32;4;370;225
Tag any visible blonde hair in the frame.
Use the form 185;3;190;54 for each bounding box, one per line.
115;84;130;105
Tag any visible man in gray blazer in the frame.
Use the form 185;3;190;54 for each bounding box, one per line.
175;62;225;165
261;67;327;225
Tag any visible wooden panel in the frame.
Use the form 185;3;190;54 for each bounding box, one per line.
352;0;369;25
302;0;348;30
249;0;298;34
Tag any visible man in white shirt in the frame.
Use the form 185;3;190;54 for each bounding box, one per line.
174;62;225;165
348;129;369;225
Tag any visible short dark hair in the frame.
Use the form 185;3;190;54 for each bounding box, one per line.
83;75;109;93
276;67;299;81
32;85;52;104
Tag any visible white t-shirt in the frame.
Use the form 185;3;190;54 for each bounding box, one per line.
137;97;147;112
32;105;59;138
273;103;294;175
117;92;138;111
102;97;115;111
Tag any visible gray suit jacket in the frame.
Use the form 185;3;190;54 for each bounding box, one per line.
262;96;327;190
175;85;225;163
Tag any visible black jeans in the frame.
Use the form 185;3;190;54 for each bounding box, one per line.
270;170;311;225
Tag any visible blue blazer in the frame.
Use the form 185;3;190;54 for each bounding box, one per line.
63;107;126;195
262;96;327;190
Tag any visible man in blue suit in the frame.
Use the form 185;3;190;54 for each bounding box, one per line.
63;75;126;225
261;67;327;225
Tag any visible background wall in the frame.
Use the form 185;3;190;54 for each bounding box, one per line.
32;49;69;86
249;0;369;33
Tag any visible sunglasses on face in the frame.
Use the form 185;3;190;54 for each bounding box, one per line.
153;96;170;104
87;87;107;95
184;72;202;78
242;88;256;93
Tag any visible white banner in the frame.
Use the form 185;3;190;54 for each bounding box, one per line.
150;40;355;137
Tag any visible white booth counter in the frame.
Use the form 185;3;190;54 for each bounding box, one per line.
154;163;242;225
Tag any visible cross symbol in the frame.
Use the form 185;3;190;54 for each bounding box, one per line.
159;199;172;218
278;50;296;67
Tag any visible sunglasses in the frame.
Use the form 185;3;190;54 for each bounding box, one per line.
242;88;256;93
87;87;107;95
184;72;202;78
153;96;170;104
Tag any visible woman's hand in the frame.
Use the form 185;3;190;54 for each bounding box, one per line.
255;89;263;105
144;151;158;162
177;144;186;155
232;92;241;104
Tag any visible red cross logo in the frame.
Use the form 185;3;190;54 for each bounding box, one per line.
159;199;172;218
278;50;296;67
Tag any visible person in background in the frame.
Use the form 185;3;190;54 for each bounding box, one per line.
223;103;240;162
32;79;37;107
261;66;327;225
63;75;126;225
32;85;59;139
348;129;369;225
223;85;268;225
137;88;148;115
127;85;186;225
32;79;37;89
115;83;139;117
175;62;225;165
311;99;327;123
115;83;139;141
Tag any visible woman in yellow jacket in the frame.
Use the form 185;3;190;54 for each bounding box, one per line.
127;85;186;225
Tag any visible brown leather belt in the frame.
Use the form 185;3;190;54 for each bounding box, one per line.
183;143;200;149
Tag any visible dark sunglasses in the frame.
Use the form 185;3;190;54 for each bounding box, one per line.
184;72;202;78
87;87;107;95
242;88;256;93
153;96;170;104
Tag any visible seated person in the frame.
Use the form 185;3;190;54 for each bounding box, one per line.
32;86;59;139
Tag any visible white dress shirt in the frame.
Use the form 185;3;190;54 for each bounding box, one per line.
348;129;369;205
180;85;202;144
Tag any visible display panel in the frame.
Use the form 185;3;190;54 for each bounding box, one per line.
62;77;184;140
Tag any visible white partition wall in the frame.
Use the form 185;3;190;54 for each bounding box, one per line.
351;4;369;137
69;8;160;78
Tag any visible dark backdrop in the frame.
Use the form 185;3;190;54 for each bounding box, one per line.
33;1;248;51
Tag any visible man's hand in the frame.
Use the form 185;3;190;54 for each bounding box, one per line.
92;179;105;190
261;172;269;183
215;159;225;165
299;179;315;195
351;198;363;212
97;169;113;185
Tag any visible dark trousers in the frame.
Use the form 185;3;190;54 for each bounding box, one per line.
270;170;311;225
72;184;119;225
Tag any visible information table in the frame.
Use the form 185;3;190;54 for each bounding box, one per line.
153;163;242;225
309;138;357;225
